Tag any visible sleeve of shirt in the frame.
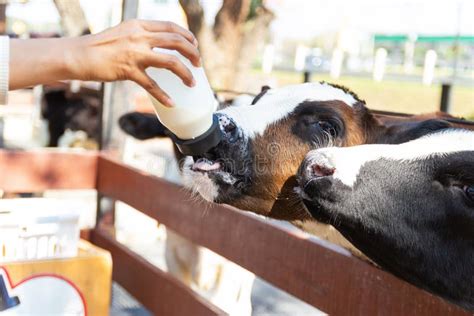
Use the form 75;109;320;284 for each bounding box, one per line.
0;36;9;105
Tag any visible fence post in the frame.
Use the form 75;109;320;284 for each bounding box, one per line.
422;50;437;86
0;116;5;148
330;48;343;79
303;71;311;83
262;44;274;74
440;83;452;113
373;48;387;82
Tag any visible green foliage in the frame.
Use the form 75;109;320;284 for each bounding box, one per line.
247;0;263;20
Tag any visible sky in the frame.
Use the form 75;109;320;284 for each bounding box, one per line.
265;0;474;39
6;0;474;39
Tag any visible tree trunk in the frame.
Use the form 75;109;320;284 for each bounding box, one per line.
179;0;274;91
53;0;90;37
0;4;7;35
233;5;274;91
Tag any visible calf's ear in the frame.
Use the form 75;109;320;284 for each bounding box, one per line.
118;111;168;140
383;119;452;144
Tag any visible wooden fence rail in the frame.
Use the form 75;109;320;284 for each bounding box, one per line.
91;229;224;315
0;150;97;192
96;156;469;315
0;146;471;315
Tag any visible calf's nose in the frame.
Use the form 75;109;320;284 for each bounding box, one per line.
311;163;336;178
297;151;337;199
302;151;336;180
217;113;241;143
193;113;248;166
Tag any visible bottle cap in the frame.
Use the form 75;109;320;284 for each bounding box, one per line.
166;114;222;156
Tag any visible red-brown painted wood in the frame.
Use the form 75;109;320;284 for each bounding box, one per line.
91;229;224;316
0;150;97;192
97;156;470;315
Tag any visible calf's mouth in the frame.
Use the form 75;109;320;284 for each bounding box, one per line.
183;113;253;202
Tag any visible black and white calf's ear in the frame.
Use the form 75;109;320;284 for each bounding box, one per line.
381;119;452;144
118;111;168;140
251;85;272;105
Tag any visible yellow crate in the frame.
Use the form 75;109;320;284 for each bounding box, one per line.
0;239;112;316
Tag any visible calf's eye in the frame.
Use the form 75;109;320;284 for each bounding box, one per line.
465;186;474;202
315;121;337;136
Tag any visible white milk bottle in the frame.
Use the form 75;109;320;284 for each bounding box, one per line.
145;48;221;155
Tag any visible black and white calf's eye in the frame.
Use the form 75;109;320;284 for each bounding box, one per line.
465;186;474;202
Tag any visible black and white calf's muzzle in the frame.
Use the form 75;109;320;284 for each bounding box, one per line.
295;146;364;215
192;113;249;165
295;149;353;224
185;113;253;202
297;150;337;198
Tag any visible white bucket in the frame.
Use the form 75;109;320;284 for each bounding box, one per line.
0;199;80;262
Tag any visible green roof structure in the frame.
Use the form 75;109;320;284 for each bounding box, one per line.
374;34;474;43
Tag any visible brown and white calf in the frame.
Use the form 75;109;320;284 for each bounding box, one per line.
121;82;451;228
119;82;452;314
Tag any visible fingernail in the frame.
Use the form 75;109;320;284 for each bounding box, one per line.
187;78;196;87
193;38;199;47
165;97;174;107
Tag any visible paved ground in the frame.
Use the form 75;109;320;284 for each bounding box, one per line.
111;283;152;316
251;278;321;315
111;279;321;316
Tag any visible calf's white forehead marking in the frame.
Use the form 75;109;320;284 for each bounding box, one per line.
219;82;358;138
308;129;474;187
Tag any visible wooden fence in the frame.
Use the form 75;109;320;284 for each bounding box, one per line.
0;144;471;315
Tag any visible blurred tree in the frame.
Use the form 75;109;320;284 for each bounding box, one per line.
0;2;6;35
53;0;90;36
179;0;274;90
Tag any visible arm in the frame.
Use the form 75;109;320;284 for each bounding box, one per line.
9;37;78;90
9;20;201;107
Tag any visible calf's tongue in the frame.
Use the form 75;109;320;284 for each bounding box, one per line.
192;158;221;171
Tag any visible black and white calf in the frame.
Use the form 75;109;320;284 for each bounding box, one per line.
41;88;100;147
297;129;474;310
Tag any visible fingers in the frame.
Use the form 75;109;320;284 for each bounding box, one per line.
150;33;201;67
132;72;174;107
140;20;198;47
120;20;199;98
146;52;195;87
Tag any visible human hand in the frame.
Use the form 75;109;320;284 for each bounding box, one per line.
68;20;201;107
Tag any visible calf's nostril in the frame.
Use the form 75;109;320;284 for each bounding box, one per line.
217;114;239;139
224;121;237;133
311;163;335;178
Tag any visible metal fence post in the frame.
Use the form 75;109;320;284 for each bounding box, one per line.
303;71;311;83
0;118;3;148
95;0;139;229
440;83;452;113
